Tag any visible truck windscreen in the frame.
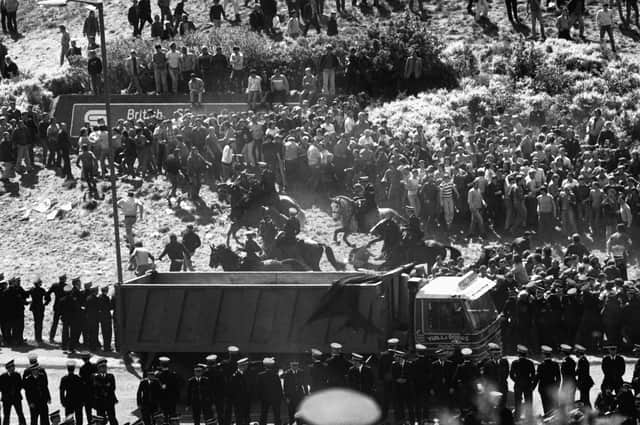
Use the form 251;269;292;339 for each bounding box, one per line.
466;294;498;328
421;301;469;332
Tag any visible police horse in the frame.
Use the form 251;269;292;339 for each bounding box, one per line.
330;195;406;246
217;182;306;246
258;219;346;271
360;217;462;270
209;244;310;271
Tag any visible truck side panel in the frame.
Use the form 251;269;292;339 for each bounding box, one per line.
119;281;388;354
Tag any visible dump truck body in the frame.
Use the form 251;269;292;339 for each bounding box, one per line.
116;269;410;356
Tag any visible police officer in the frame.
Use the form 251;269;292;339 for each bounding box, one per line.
203;355;224;425
509;345;536;418
221;346;240;425
602;345;625;393
391;350;415;424
377;338;398;420
559;344;577;403
481;343;509;402
27;278;50;344
346;354;375;396
156;357;179;425
91;358;118;425
430;348;455;412
84;286;99;351
96;286;113;352
240;232;262;267
410;344;430;424
574;344;593;407
187;364;213;425
283;208;301;243
23;363;50;425
282;360;307;425
23;354;48;385
453;348;480;410
537;345;560;415
326;342;349;387
136;370;161;425
226;358;249;425
0;359;27;425
78;352;96;425
401;206;424;247
257;357;282;425
59;360;84;425
305;349;327;393
48;274;67;343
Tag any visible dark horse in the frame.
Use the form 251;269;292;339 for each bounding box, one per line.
209;244;310;271
217;183;306;246
367;218;462;270
258;219;346;271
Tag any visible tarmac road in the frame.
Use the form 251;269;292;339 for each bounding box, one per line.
0;348;636;425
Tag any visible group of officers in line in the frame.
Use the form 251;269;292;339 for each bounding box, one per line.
2;339;639;425
132;338;640;425
0;352;118;425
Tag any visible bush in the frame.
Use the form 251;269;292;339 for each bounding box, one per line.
103;15;457;98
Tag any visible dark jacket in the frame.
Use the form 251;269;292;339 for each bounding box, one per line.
60;374;84;409
509;357;537;391
282;369;307;399
256;369;282;403
87;57;103;76
23;373;51;404
0;372;23;402
187;376;213;406
137;377;161;408
346;365;375;395
91;373;117;405
536;359;561;389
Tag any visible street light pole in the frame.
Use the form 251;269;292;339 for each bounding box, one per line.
95;2;124;286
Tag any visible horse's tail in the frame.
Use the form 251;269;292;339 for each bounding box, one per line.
444;245;462;260
322;244;346;271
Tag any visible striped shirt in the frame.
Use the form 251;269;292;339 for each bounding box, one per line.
440;181;455;199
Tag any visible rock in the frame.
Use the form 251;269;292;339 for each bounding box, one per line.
158;226;170;234
33;199;52;213
79;230;90;238
83;200;99;210
19;209;31;221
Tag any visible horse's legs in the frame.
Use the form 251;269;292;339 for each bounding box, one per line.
343;231;353;247
333;227;342;244
226;223;237;246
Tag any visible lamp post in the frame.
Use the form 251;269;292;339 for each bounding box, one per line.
39;0;123;285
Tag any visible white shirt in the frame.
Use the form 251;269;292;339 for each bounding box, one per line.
247;75;261;91
222;144;233;164
118;197;141;217
166;50;181;68
230;52;244;71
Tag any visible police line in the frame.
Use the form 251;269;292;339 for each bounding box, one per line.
51;95;298;138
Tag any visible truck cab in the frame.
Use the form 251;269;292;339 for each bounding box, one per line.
413;271;501;358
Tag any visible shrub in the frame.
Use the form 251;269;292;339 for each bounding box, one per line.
443;41;479;79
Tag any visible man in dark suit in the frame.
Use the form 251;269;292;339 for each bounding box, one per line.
378;338;398;420
559;344;577;404
391;351;415;424
0;359;27;425
187;364;213;425
537;345;561;415
156;357;179;425
601;345;625;394
23;363;51;425
78;352;96;425
410;344;430;424
204;354;225;425
430;348;455;412
575;344;593;407
257;358;282;425
305;349;327;393
59;360;84;425
453;348;480;410
47;275;67;343
91;358;118;425
480;343;509;408
509;345;536;418
282;360;307;425
226;358;250;425
326;342;349;388
136;370;161;425
346;354;375;396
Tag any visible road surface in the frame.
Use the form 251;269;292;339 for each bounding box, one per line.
0;348;636;424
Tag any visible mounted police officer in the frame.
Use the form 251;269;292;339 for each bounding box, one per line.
353;176;376;232
239;232;262;268
401;206;424;248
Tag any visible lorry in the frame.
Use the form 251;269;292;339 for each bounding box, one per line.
115;268;501;366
